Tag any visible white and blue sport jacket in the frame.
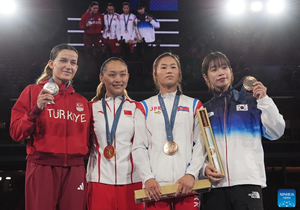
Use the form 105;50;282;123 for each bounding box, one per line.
201;90;285;188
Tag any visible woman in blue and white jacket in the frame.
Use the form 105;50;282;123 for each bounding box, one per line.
133;52;206;210
200;51;285;210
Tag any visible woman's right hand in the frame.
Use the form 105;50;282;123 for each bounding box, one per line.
37;89;54;110
205;165;224;183
145;178;162;201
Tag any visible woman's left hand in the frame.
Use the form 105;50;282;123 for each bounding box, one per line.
253;81;267;100
175;174;195;196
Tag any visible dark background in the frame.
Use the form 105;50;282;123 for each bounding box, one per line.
0;0;300;209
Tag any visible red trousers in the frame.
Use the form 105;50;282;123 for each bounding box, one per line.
25;161;87;210
87;182;143;210
145;195;200;210
84;33;102;55
103;38;120;54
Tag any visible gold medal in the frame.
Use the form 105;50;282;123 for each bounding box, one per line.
125;30;128;33
164;142;178;155
104;145;115;159
107;29;111;33
243;76;257;91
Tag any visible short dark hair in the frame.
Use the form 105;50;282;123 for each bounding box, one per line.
136;2;145;10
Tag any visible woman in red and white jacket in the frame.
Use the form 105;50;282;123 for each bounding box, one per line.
132;52;206;210
87;57;142;210
10;44;90;210
79;1;103;56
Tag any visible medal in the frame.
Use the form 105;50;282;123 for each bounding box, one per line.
123;14;130;34
104;145;116;159
164;141;178;156
107;14;113;34
43;80;59;96
102;95;125;159
158;92;180;155
243;76;257;91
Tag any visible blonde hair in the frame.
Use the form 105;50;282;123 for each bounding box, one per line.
152;52;182;94
92;57;130;101
36;44;78;84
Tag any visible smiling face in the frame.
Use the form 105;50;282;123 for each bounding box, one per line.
48;49;78;85
137;7;145;14
153;56;181;92
107;5;115;14
100;60;129;98
203;58;233;92
90;5;99;14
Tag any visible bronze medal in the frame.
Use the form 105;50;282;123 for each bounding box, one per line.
164;141;178;156
104;145;115;159
243;76;257;91
107;29;111;33
125;30;128;33
43;82;59;96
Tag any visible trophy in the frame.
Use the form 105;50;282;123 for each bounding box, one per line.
134;179;211;203
197;108;225;176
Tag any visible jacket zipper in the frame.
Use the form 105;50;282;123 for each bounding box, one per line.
113;98;117;184
224;96;230;186
64;93;67;167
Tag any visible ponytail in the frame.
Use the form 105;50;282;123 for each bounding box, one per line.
36;64;52;84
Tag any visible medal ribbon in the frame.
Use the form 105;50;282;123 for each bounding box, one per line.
123;14;130;31
107;14;114;31
215;76;249;102
158;92;180;142
102;96;125;146
49;77;70;92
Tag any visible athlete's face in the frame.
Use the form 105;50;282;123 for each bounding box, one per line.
137;7;145;14
91;5;99;14
100;60;129;98
203;59;233;92
49;49;78;85
107;6;115;14
154;56;180;90
123;5;130;14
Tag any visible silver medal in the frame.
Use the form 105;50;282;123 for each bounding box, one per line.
43;82;59;96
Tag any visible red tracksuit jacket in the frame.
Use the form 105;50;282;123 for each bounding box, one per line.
10;80;90;167
79;11;103;34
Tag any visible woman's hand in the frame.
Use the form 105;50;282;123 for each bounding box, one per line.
175;174;195;196
205;165;224;183
145;178;161;201
37;89;54;110
253;81;267;100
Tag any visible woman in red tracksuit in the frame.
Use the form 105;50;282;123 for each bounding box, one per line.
79;1;103;56
10;44;90;210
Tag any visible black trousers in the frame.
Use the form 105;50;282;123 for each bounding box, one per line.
202;185;264;210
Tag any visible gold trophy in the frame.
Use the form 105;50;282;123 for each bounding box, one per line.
197;108;225;176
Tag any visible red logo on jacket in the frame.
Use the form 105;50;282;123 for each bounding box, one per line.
76;102;84;112
124;110;132;116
